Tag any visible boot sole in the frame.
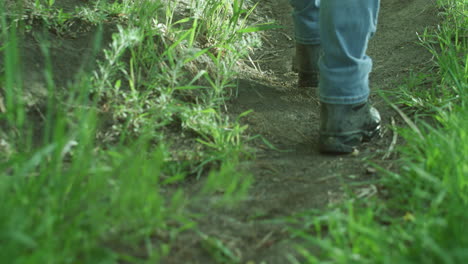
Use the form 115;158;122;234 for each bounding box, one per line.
319;124;382;154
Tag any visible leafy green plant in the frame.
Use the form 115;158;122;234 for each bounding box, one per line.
200;232;241;264
0;0;261;262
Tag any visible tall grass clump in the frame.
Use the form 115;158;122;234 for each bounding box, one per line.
86;0;267;176
1;0;261;262
0;30;174;264
287;0;468;263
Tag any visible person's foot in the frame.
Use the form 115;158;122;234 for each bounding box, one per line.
293;43;320;88
319;102;381;154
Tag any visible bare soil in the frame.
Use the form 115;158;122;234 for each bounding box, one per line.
3;0;440;262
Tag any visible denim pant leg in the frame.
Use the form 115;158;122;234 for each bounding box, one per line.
319;0;380;104
289;0;321;45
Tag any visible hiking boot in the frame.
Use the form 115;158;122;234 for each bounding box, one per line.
319;102;382;154
293;43;320;88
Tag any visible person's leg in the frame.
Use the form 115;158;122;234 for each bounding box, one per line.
289;0;321;88
290;0;320;45
318;0;380;104
318;0;382;153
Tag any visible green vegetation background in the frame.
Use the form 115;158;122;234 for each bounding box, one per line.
0;0;265;262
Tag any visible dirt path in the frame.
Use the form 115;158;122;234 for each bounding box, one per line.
166;0;439;263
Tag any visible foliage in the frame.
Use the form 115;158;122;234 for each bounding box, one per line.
0;0;263;262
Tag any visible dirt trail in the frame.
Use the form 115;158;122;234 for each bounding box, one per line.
167;0;439;263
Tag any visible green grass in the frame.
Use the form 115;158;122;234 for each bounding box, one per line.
0;0;263;262
286;0;468;263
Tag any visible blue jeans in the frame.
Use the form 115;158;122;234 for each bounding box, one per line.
290;0;380;104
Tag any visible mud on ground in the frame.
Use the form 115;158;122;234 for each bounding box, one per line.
166;0;439;263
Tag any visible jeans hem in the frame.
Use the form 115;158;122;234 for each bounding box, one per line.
295;36;321;45
319;94;369;105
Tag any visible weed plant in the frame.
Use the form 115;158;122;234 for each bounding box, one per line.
0;0;264;262
287;0;468;263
